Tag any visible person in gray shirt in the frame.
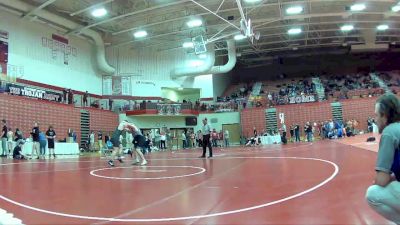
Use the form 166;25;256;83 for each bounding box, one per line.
200;118;212;158
366;93;400;224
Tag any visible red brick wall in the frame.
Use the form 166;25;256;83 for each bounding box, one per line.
276;102;333;132
341;97;378;131
0;94;118;142
88;108;119;134
240;107;266;137
240;97;381;136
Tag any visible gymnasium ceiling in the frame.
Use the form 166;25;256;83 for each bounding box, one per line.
8;0;400;67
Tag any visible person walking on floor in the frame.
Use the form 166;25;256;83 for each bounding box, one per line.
200;118;212;158
1;120;7;157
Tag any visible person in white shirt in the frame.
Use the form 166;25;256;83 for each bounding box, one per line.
89;131;95;151
200;118;212;158
160;132;166;150
181;132;186;149
6;128;13;156
224;130;230;147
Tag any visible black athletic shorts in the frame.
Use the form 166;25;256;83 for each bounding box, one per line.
111;137;120;148
133;135;146;148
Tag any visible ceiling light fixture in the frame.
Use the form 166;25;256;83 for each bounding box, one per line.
350;3;366;11
91;8;107;18
286;6;303;15
377;24;389;31
186;19;203;28
134;30;148;38
234;34;246;40
392;5;400;12
182;42;194;48
341;25;354;31
288;28;302;35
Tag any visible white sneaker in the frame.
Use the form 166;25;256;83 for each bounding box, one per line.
141;160;147;166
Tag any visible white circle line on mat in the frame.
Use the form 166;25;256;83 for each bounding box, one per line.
0;156;339;222
90;166;206;180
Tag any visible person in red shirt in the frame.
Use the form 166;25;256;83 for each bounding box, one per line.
218;130;224;147
211;129;218;147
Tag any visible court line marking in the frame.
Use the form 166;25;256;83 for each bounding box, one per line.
0;142;313;174
92;159;248;225
0;156;339;222
352;142;378;146
90;166;206;180
166;143;313;159
131;169;166;172
0;142;313;168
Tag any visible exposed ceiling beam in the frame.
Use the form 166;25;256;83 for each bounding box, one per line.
189;0;240;30
208;0;268;42
70;0;114;17
235;0;247;24
111;10;400;46
112;14;194;36
256;20;400;32
240;42;361;56
237;35;362;49
242;42;364;56
111;0;266;37
22;0;57;19
215;0;226;14
110;0;395;37
71;0;191;34
112;18;400;49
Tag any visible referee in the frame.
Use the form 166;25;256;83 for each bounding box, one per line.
200;118;212;158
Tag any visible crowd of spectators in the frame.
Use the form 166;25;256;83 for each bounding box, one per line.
322;73;380;99
279;119;363;143
264;78;316;106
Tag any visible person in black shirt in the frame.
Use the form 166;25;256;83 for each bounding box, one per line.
98;131;103;150
83;91;88;107
109;99;113;110
62;88;67;104
46;126;56;158
289;125;294;142
305;122;313;142
1;119;7;157
14;128;23;142
31;122;40;159
68;89;73;105
294;124;300;142
13;140;27;160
